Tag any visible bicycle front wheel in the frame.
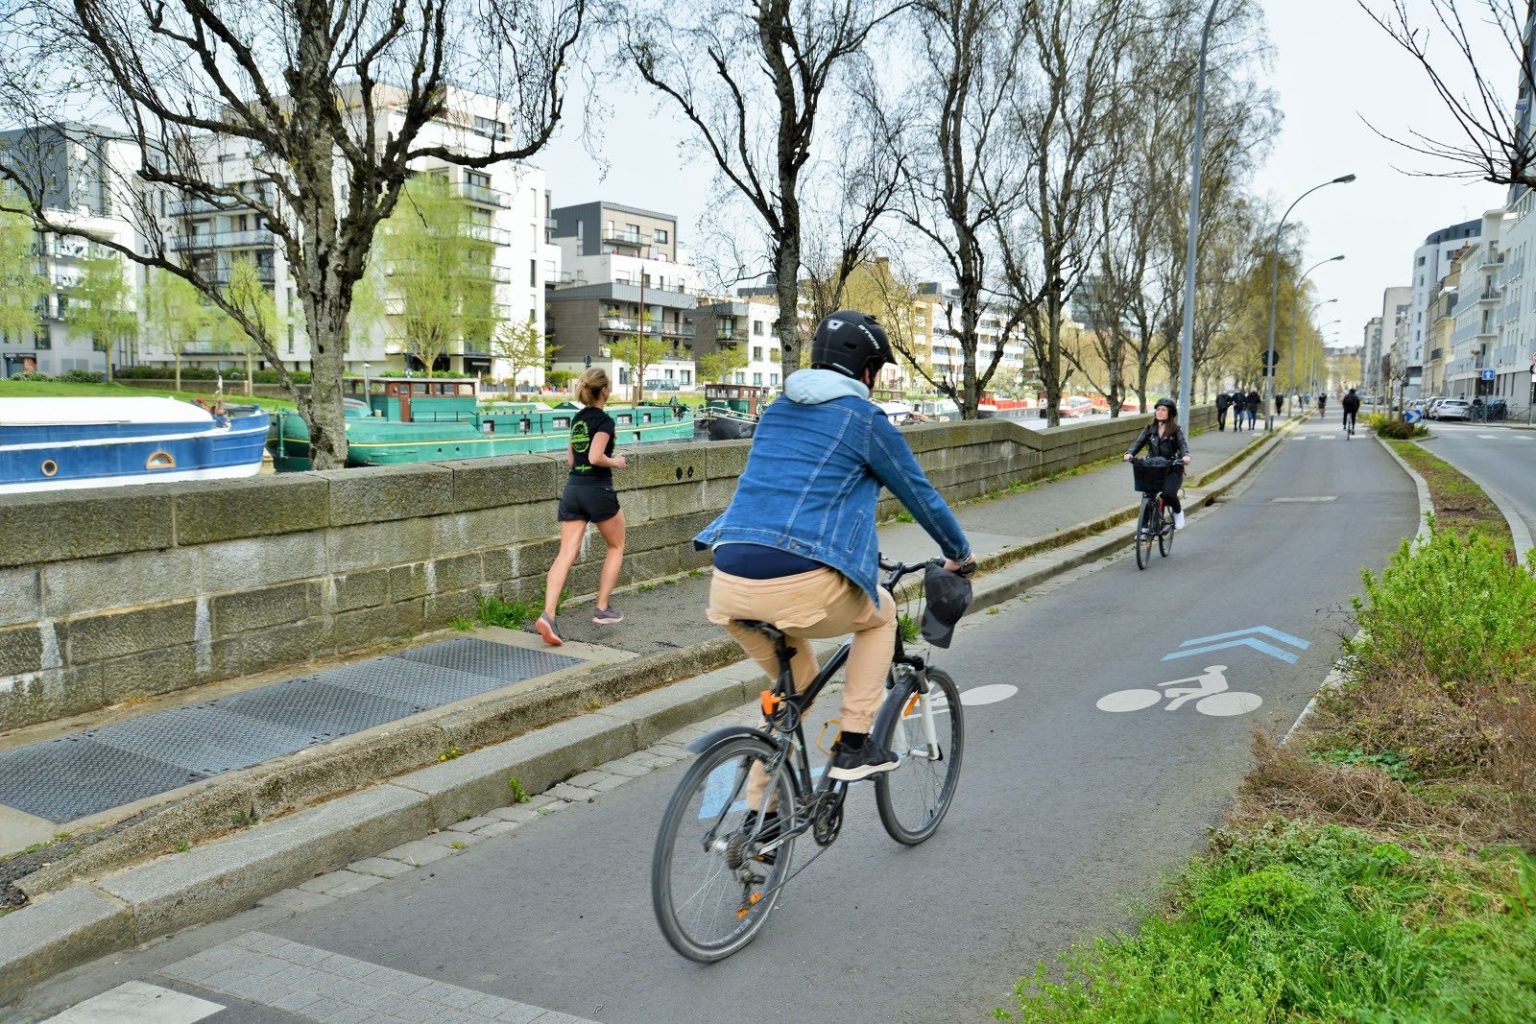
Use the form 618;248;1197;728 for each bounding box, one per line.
1158;502;1175;557
652;735;797;962
1134;498;1155;570
874;668;964;845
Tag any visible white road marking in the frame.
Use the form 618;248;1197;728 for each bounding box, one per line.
1269;496;1337;503
1097;665;1263;717
1478;434;1497;439
960;683;1018;706
42;982;222;1024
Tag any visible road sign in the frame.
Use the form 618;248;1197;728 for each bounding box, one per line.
1162;625;1310;664
1405;409;1423;424
1261;350;1279;367
1481;368;1496;381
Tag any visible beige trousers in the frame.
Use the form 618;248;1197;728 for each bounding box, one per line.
707;566;897;731
707;567;897;811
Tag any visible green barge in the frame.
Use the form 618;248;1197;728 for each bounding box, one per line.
268;377;694;471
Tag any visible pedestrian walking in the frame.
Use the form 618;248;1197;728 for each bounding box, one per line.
1215;390;1231;431
1274;393;1283;416
535;368;628;646
1230;390;1246;431
1246;388;1261;429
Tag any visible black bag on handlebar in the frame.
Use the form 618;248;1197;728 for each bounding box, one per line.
1131;457;1172;494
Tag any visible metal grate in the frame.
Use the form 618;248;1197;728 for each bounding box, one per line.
0;736;207;823
393;637;577;681
0;637;582;823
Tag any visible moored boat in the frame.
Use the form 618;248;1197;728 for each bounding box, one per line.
0;397;269;493
695;382;772;441
267;377;695;471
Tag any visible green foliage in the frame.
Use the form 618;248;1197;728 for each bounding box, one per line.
508;777;530;803
897;612;920;644
374;175;502;376
1309;747;1420;782
695;342;749;384
65;251;137;376
1371;416;1428;439
491;315;553;387
142;268;218;375
450;615;475;632
0;203;46;344
1346;520;1536;694
116;365;311;384
1000;821;1536;1023
438;745;463;762
546;369;576;389
476;594;536;629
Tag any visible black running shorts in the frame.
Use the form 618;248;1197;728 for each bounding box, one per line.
557;476;621;523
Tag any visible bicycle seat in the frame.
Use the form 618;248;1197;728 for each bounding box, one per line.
734;619;787;643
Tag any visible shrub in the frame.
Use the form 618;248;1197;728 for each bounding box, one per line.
1374;418;1417;438
59;369;104;383
1346;520;1536;696
546;370;576;389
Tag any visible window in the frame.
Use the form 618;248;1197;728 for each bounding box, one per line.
466;170;490;188
752;346;762;361
753;372;763;386
770;349;779;362
753;320;764;335
530;259;537;287
682;370;691;384
654;227;669;244
1418;255;1426;266
770;373;779;387
473;115;506;140
35;326;50;350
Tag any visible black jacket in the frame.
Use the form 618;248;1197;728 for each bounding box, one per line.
1215;393;1232;411
1341;393;1361;413
1127;424;1189;463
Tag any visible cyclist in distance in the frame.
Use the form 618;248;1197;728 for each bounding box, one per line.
694;310;976;786
1341;387;1361;434
1122;398;1192;530
1318;391;1328;415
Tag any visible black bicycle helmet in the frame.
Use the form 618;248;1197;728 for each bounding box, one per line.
1154;396;1177;417
810;310;892;381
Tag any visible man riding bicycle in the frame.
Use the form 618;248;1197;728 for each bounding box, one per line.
1341;387;1360;433
693;310;975;787
1318;392;1328;415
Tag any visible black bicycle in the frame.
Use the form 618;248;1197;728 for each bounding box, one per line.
651;558;965;962
1130;456;1180;570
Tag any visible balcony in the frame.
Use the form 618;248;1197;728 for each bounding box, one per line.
599;316;695;338
169;229;275;251
465;224;512;246
202;265;276;287
452;182;510;208
170;188;277;216
602;227;646;246
546;271;588;288
1479;248;1507;270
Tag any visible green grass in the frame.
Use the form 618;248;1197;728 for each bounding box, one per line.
0;377;295;411
999;821;1536;1023
476;595;537;629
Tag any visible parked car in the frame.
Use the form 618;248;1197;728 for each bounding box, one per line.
1434;398;1472;421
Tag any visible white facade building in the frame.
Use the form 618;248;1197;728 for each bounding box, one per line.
1403;218;1481;397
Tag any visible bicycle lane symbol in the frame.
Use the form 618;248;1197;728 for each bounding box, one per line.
1095;664;1262;718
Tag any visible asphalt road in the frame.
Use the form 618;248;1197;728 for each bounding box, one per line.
21;418;1419;1024
1410;420;1536;553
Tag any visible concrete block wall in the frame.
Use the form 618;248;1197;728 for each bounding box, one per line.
0;407;1211;730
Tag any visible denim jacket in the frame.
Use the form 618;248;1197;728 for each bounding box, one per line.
693;369;971;602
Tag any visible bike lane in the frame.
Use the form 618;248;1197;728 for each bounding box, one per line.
19;419;1416;1024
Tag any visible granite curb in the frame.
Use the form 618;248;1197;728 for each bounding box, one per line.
0;417;1295;1007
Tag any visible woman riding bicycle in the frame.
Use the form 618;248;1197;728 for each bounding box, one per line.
693;309;975;784
1123;397;1191;530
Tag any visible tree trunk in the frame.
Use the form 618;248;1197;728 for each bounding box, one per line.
174;353;181;392
246;349;254;396
775;237;801;385
301;290;350;469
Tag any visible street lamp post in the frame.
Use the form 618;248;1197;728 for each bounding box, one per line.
1175;0;1223;425
1264;175;1356;431
1293;296;1336;411
1290;255;1343;409
1311;319;1340;398
363;362;372;416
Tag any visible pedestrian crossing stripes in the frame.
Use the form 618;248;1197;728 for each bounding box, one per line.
41;981;222;1023
156;931;598;1023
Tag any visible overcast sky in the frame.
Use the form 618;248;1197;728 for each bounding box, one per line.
533;0;1513;354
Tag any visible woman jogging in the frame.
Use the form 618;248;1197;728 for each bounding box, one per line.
536;368;627;646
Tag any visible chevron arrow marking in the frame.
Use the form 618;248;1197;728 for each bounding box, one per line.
1162;637;1300;664
1175;626;1310;650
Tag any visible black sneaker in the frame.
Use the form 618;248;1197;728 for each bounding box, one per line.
739;810;781;865
828;740;900;781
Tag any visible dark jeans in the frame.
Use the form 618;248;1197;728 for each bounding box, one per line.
1143;471;1183;515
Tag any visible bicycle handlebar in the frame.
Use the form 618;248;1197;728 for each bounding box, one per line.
878;556;976;583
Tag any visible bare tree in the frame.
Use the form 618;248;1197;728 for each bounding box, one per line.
0;0;584;467
997;0;1133;427
624;0;910;386
1361;0;1536;189
895;0;1029;418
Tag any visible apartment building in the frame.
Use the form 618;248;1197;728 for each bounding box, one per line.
135;85;558;381
0;124;141;377
1443;209;1510;400
689;299;785;389
545;201;700;390
1400;218;1482;396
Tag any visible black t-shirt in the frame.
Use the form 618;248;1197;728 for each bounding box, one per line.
569;405;616;480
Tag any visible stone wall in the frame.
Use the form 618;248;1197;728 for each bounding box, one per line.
0;407;1211;729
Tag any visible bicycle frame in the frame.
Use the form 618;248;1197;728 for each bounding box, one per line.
684;562;936;854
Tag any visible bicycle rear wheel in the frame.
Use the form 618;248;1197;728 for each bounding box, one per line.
1134;498;1155;570
874;668;964;845
652;735;797;962
1158;502;1175;557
